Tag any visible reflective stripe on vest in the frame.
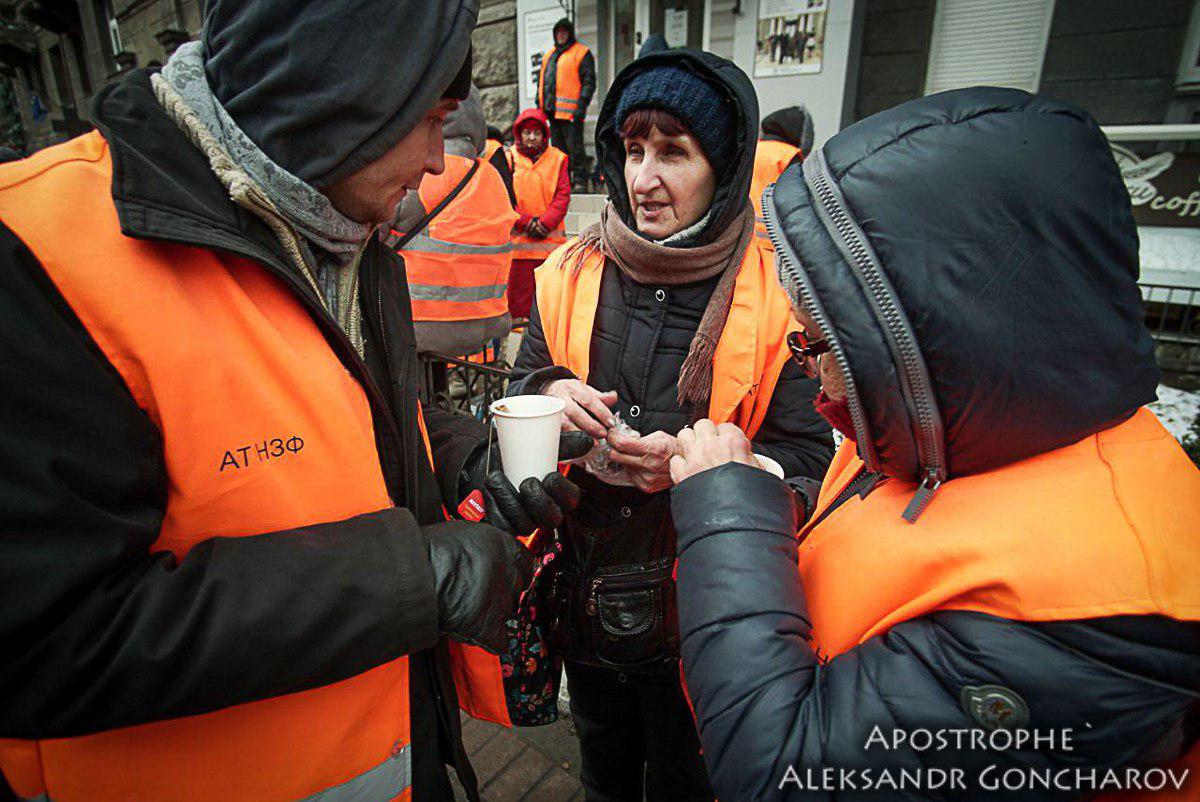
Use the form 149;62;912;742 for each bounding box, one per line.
399;154;518;323
797;408;1200;797
533;238;798;436
511;147;568;261
538;42;590;121
0;131;509;801
9;746;412;802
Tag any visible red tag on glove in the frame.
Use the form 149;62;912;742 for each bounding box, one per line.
457;489;487;522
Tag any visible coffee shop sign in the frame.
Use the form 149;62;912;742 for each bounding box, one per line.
1112;145;1200;227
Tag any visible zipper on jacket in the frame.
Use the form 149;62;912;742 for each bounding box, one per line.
800;150;947;522
761;184;881;473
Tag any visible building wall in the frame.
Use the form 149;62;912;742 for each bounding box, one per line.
1037;0;1196;125
850;0;933;122
730;0;859;148
8;0;201;154
474;0;520;134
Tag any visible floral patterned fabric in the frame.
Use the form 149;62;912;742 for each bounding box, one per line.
500;535;563;726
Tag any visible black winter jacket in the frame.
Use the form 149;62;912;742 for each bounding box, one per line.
671;88;1200;799
0;71;492;799
509;49;833;672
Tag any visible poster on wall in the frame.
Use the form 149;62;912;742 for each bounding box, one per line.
524;8;562;104
664;8;689;48
754;0;828;78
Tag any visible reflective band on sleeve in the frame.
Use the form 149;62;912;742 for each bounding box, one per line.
302;744;411;801
404;234;513;256
16;794;49;802
409;283;508;302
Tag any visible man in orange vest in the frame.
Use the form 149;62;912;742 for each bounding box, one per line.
669;88;1199;800
507;107;571;319
0;4;590;801
537;17;596;191
749;105;814;230
389;86;518;359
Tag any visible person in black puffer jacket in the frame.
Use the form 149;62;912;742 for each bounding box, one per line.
668;87;1200;800
507;50;833;801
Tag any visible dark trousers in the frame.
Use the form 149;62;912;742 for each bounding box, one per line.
565;660;715;802
550;117;587;187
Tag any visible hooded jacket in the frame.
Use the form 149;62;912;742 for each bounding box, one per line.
510;108;571;240
670;88;1200;799
508;50;831;673
0;67;502;801
761;105;815;154
595;49;760;247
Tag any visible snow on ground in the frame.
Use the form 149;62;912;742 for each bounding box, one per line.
1149;384;1199;443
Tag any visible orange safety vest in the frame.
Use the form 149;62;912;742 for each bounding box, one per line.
750;139;801;238
538;42;590;121
534;237;798;435
399;153;518;323
483;138;504;162
0;132;508;802
511;146;569;261
800;408;1200;797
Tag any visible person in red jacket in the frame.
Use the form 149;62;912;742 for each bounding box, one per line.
508;107;571;319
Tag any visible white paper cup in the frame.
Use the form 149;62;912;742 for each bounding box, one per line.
755;453;785;479
489;395;566;486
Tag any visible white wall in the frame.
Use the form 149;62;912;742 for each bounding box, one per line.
729;0;857;148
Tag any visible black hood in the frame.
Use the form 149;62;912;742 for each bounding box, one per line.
202;0;478;189
595;49;758;246
553;17;576;48
765;88;1157;497
762;105;814;154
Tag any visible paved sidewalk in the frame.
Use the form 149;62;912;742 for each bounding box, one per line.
452;711;584;800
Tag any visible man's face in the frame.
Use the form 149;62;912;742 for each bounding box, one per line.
323;99;458;225
520;124;545;152
554;28;569;45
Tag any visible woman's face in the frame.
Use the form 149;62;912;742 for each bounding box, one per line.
623;126;717;239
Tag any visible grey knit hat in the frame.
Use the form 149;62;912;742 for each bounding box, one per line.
614;64;737;173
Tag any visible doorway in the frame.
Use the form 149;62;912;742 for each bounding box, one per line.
608;0;708;79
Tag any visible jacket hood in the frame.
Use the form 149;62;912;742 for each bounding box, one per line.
443;85;486;159
638;33;670;59
762;105;814;154
513;107;551;141
202;0;478;189
765;88;1158;494
595;49;758;246
553;17;576;47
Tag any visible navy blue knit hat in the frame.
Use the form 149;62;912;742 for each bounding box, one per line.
614;65;736;173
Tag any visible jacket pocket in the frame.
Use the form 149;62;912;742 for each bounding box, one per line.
586;556;677;669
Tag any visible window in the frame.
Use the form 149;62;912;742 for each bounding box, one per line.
924;0;1056;95
1177;2;1200;91
92;0;122;56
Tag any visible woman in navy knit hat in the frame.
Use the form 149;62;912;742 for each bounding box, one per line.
504;50;832;800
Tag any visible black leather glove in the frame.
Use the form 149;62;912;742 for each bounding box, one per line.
469;431;592;535
424;521;534;653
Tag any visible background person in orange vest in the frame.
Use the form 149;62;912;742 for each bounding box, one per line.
537;17;596;191
506;51;833;801
669;88;1200;800
388;86;518;358
507;107;570;319
484;124;517;207
749;104;814;229
0;4;593;801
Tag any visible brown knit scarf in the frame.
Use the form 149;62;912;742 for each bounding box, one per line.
564;201;755;414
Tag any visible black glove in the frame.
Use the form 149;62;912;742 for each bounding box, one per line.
471;431;592;535
425;521;534;653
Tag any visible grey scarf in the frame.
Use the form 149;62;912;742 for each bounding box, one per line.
157;43;369;345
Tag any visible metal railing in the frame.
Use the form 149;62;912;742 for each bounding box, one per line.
1140;282;1200;376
